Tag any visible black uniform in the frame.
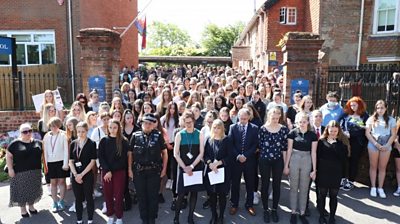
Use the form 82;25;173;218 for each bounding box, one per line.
130;129;166;224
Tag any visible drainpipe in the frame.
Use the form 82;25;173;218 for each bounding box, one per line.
68;0;75;99
356;0;365;68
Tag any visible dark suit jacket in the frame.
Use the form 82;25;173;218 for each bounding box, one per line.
228;122;259;161
311;126;326;139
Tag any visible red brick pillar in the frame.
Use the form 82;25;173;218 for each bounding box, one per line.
280;33;324;105
77;28;121;102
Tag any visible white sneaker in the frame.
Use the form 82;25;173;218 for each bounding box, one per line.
116;219;123;224
107;217;114;224
102;202;107;214
93;189;103;198
393;187;400;197
253;192;259;205
370;187;377;197
377;188;386;198
269;191;273;200
69;203;76;212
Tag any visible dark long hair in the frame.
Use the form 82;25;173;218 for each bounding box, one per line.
109;119;126;156
372;100;389;128
164;102;179;128
121;109;135;128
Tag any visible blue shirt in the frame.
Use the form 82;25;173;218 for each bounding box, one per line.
258;125;289;160
320;103;344;126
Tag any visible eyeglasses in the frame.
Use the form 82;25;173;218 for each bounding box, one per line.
21;129;32;135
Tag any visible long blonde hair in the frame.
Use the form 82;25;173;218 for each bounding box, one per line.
210;119;225;140
42;103;56;132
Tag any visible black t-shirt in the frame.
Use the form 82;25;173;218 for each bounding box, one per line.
195;116;204;131
98;136;131;172
288;128;318;152
7;139;43;173
69;139;97;173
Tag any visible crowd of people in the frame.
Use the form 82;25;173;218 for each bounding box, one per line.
5;65;400;224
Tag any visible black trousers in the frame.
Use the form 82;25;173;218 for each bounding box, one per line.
134;169;161;221
168;149;178;198
259;158;283;210
230;159;255;208
318;187;339;218
72;173;94;221
348;138;365;182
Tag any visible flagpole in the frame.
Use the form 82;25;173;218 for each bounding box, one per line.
120;0;154;38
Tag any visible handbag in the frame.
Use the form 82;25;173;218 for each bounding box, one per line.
377;135;390;145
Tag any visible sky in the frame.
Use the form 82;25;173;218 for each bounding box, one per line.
138;0;264;43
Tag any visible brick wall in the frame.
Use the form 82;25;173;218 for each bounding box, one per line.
0;111;40;133
304;0;320;34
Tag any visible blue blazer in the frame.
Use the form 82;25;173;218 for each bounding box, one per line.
228;122;259;161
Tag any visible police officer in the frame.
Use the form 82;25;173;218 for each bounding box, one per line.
128;113;168;224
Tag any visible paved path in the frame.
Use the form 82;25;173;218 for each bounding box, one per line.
0;179;399;224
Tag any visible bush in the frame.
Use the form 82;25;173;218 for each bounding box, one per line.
0;156;8;182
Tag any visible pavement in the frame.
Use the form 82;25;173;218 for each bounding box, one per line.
0;178;399;224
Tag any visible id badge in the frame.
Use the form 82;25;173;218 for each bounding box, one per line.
186;152;193;159
75;162;82;168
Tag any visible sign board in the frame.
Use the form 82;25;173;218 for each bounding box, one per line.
32;89;64;112
88;75;106;102
0;37;13;55
269;51;277;61
290;79;309;104
268;60;278;66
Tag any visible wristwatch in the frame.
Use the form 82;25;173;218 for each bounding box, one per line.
190;164;195;169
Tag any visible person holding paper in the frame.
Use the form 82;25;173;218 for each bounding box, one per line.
228;108;259;216
173;111;205;224
204;119;230;224
258;107;289;223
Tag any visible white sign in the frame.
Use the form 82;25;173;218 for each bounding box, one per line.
183;171;203;187
32;89;64;112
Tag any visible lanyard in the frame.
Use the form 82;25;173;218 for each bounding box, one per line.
76;139;87;160
185;131;193;154
50;133;59;154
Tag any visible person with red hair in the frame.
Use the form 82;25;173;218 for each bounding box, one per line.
339;96;369;191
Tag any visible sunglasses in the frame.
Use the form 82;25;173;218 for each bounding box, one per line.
21;129;33;134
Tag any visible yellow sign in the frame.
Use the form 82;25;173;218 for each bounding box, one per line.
269;52;277;61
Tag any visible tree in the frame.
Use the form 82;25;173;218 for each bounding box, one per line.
201;22;245;56
147;21;192;49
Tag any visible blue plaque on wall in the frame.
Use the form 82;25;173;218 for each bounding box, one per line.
88;75;106;102
290;79;309;104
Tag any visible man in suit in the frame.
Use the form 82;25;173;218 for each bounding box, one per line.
228;108;259;216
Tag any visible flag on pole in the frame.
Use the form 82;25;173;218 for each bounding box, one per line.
134;16;147;49
56;0;64;5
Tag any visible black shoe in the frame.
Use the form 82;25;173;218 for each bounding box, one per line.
171;199;177;211
263;210;270;223
182;197;188;209
328;216;336;224
299;214;309;224
158;193;165;203
271;210;279;223
319;216;328;224
203;199;210;209
290;214;297;224
29;209;38;215
305;207;310;217
21;213;30;218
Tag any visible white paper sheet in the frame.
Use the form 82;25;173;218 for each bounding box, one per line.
208;168;225;185
183;171;203;187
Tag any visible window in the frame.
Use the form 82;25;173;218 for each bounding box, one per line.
279;7;297;25
0;31;55;65
374;0;399;33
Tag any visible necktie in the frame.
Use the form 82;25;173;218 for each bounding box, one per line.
241;125;246;151
316;128;320;139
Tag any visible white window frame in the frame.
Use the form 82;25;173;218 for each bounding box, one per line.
279;7;297;25
373;0;400;34
0;30;56;66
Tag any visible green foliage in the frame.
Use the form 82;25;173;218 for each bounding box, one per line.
0;154;8;182
147;21;192;49
201;22;245;56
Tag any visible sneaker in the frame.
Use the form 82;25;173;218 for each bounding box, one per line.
377;188;386;199
253;192;260;205
93;189;103;198
342;180;354;191
51;202;58;213
116;218;123;224
393;187;400;197
370;187;377;197
102;202;107;214
69;202;76;212
107;217;114;224
58;200;65;211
